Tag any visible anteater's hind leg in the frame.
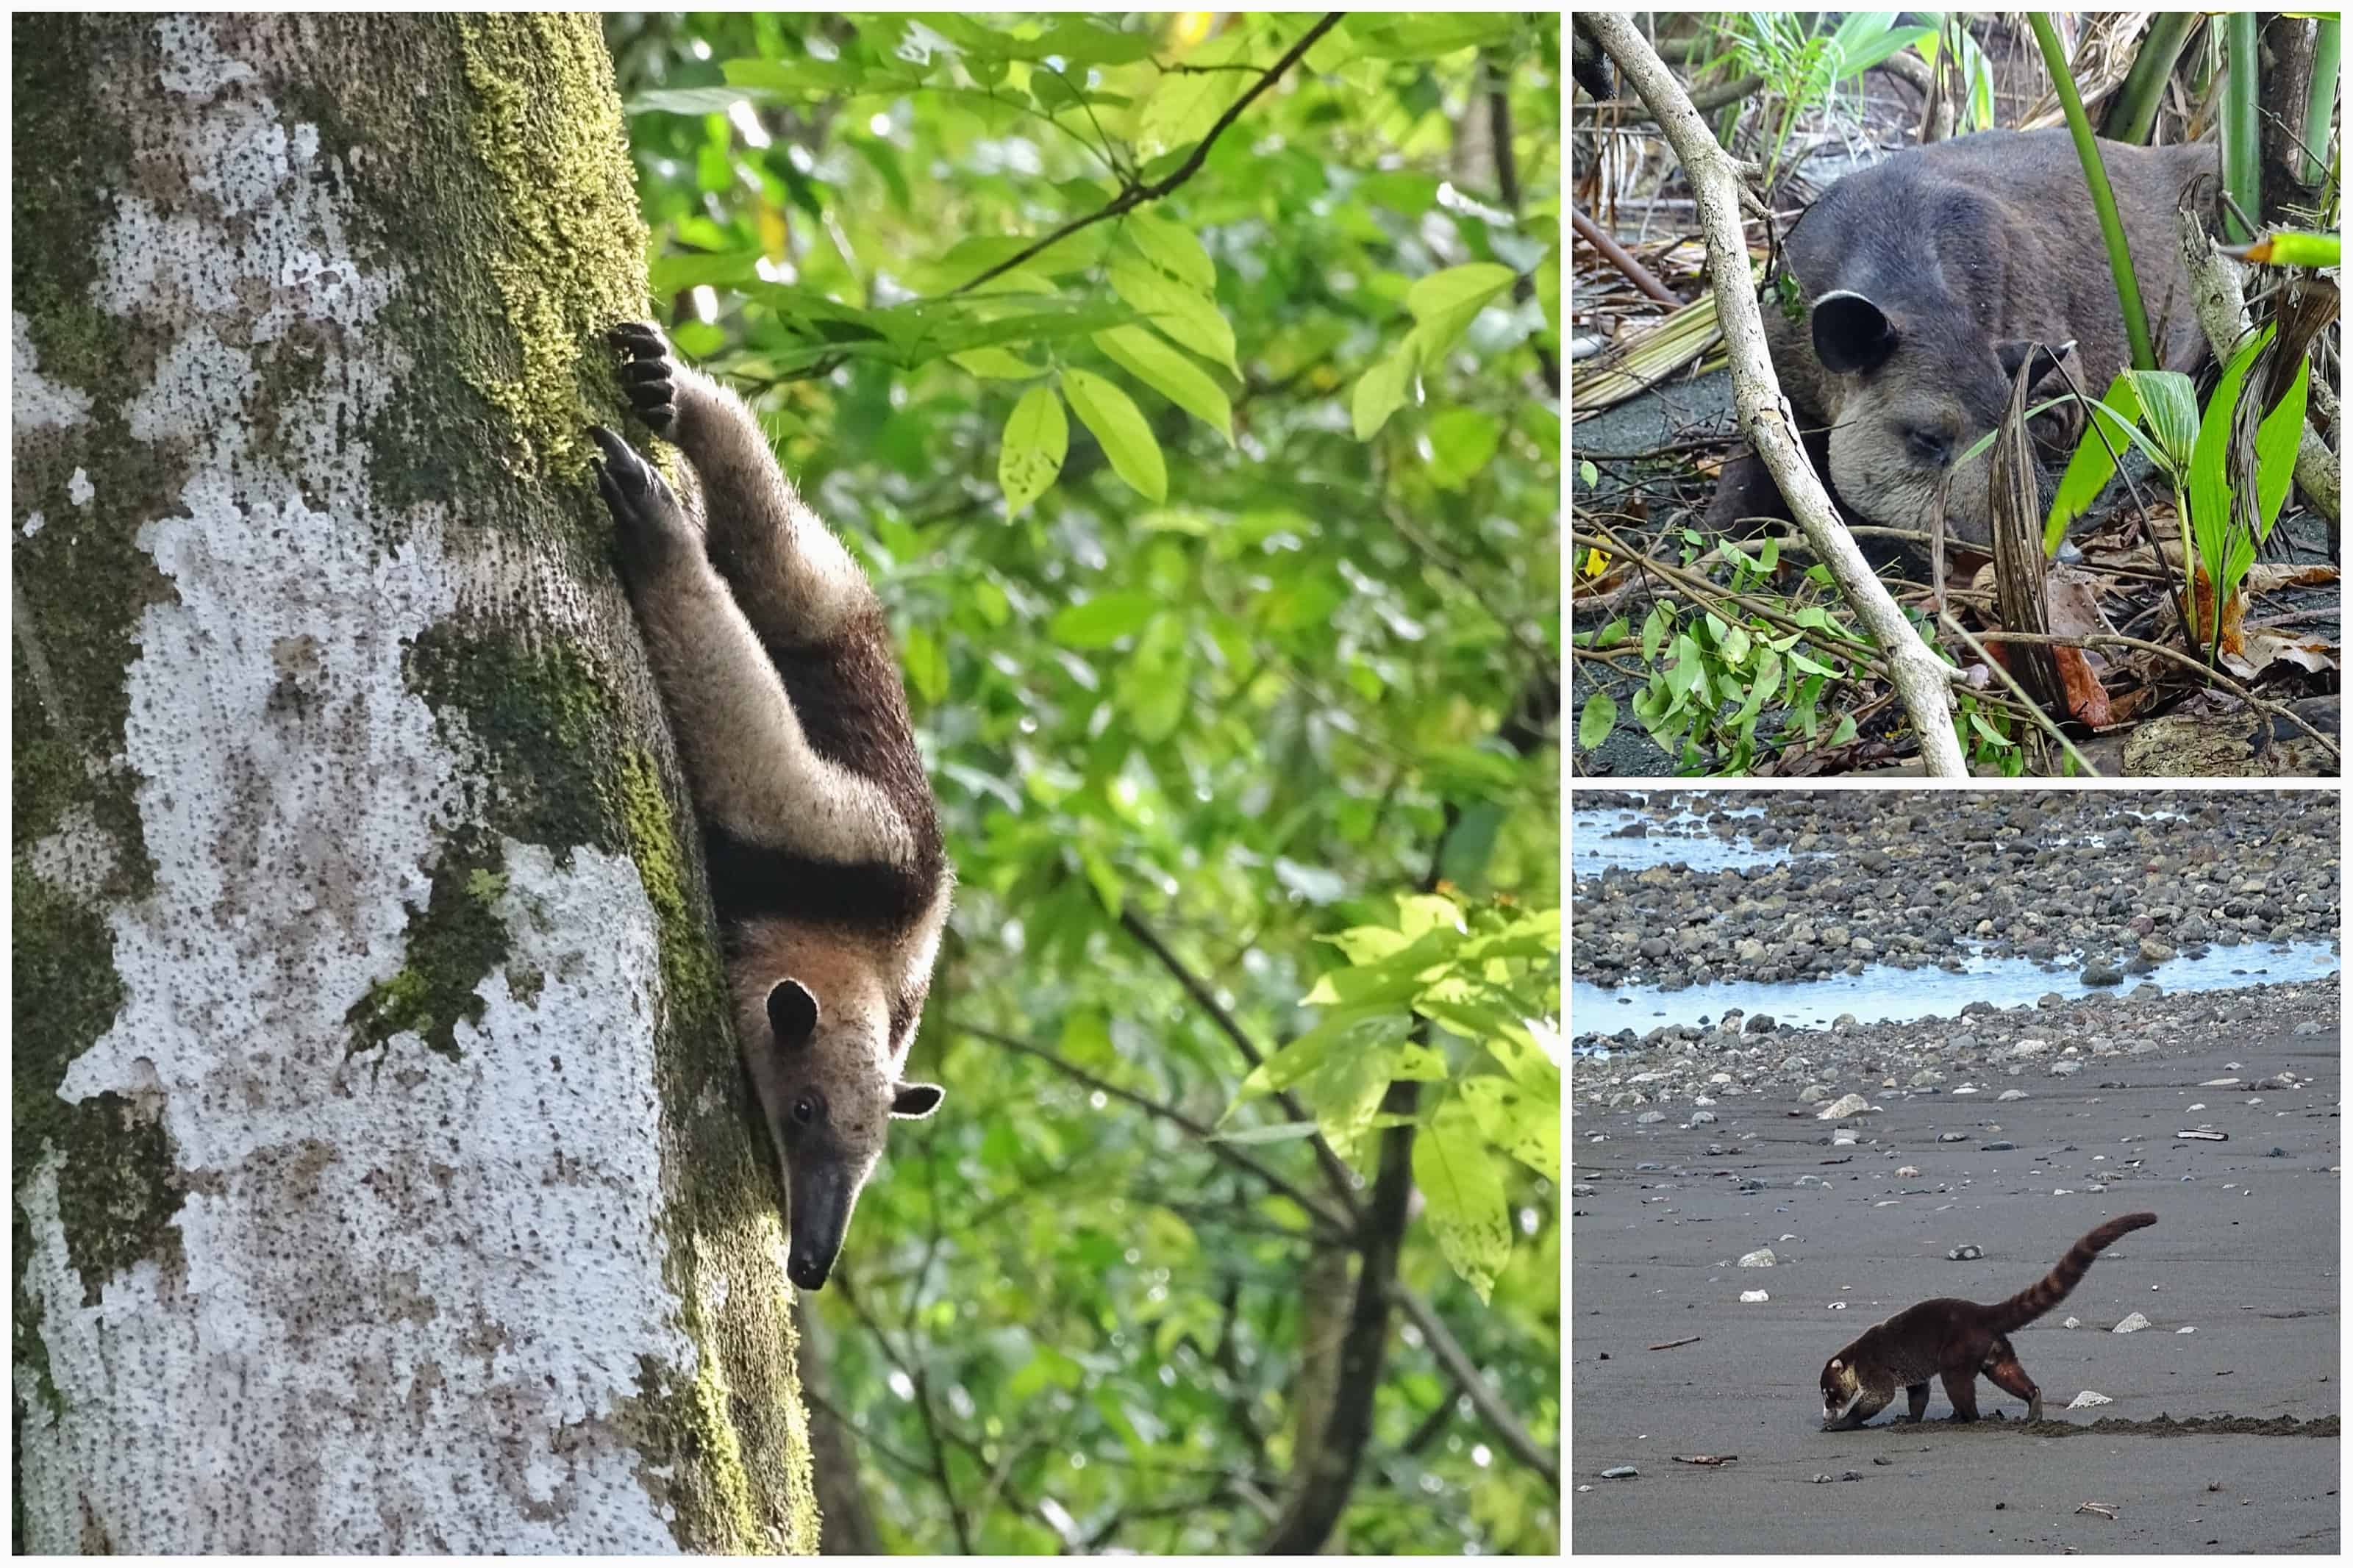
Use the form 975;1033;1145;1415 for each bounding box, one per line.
1940;1369;1981;1422
1982;1337;2042;1422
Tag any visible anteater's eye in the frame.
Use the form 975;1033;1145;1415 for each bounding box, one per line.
792;1095;818;1127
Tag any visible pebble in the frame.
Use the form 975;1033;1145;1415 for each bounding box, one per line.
1947;1244;1983;1260
1983;1140;2016;1151
1998;1089;2029;1101
1739;1247;1777;1267
1636;1111;1665;1124
2113;1311;2152;1333
1816;1093;1872;1120
1599;1466;1638;1479
2068;1390;2113;1408
1740;1289;1768;1303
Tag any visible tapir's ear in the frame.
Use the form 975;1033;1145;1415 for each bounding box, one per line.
1995;337;2074;387
890;1081;945;1119
1812;290;1899;376
767;980;819;1050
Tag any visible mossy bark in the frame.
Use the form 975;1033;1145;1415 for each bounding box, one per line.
11;15;815;1552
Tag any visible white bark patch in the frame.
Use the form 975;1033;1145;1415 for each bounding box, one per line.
18;16;693;1553
28;842;692;1553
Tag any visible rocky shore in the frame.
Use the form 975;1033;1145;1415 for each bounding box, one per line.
1574;790;2340;1000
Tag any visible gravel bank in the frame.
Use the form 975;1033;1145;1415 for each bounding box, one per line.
1573;790;2340;1001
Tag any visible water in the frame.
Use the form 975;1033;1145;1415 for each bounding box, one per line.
1572;803;1787;875
1571;938;2340;1045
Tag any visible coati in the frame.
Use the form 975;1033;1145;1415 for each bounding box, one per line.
1818;1211;2157;1430
588;320;949;1291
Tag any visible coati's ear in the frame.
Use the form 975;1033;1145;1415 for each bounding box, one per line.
1811;290;1899;376
1995;337;2073;388
890;1081;945;1119
768;980;819;1050
1829;1358;1843;1372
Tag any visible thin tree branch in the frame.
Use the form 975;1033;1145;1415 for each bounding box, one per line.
961;1023;1354;1239
1391;1285;1559;1486
949;14;1344;298
1116;907;1366;1217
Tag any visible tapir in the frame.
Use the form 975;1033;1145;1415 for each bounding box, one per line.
1707;129;2218;548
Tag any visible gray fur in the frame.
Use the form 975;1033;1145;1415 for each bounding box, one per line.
1709;129;2218;547
589;321;949;1290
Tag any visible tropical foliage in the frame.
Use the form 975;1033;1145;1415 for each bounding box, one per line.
604;10;1560;1553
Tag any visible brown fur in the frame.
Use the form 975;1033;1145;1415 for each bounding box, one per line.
1710;129;2216;547
1819;1211;2157;1429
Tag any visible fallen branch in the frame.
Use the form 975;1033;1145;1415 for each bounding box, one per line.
1582;12;1965;773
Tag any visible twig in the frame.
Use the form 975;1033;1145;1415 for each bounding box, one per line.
960;1023;1353;1239
950;15;1343;298
1570;201;1679;304
1646;1335;1704;1351
1116;907;1365;1217
1971;628;2340;762
1393;1285;1560;1486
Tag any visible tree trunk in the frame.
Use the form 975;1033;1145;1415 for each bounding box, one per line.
12;14;816;1552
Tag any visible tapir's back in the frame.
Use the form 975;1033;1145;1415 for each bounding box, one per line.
1770;129;2215;424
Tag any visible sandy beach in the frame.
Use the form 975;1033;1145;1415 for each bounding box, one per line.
1569;790;2340;1553
1568;992;2339;1553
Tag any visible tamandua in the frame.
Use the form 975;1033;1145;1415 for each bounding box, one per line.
588;321;949;1290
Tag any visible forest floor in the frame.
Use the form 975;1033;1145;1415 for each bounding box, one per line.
1568;989;2340;1553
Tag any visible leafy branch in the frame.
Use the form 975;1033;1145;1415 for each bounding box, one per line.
947;14;1346;299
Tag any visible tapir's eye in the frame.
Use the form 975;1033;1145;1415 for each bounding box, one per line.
792;1095;818;1126
1904;425;1952;466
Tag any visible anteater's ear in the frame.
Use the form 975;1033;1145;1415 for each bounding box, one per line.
1812;290;1899;376
890;1081;945;1119
767;980;819;1050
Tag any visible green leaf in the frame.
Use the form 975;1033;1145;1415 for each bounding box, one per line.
1576;690;1617;749
626;87;760;118
1049;590;1159;648
1093;326;1234;445
1404;262;1517;363
647;251;767;293
1411;1098;1511;1303
1124;210;1217;292
2254;359;2308;537
1063;368;1168;501
1107;258;1238;373
954;346;1046;379
1425;407;1502;488
1352;343;1416;440
900;624;949;706
999;385;1068;516
1135;32;1252;155
1457;1075;1560;1181
1033;17;1159;65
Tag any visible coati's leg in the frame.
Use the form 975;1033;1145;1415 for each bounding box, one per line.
1940;1368;1981;1422
608;321;873;648
1896;1382;1932;1423
588;426;919;868
1982;1339;2042;1422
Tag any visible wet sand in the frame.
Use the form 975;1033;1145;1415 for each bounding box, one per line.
1569;1012;2340;1553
